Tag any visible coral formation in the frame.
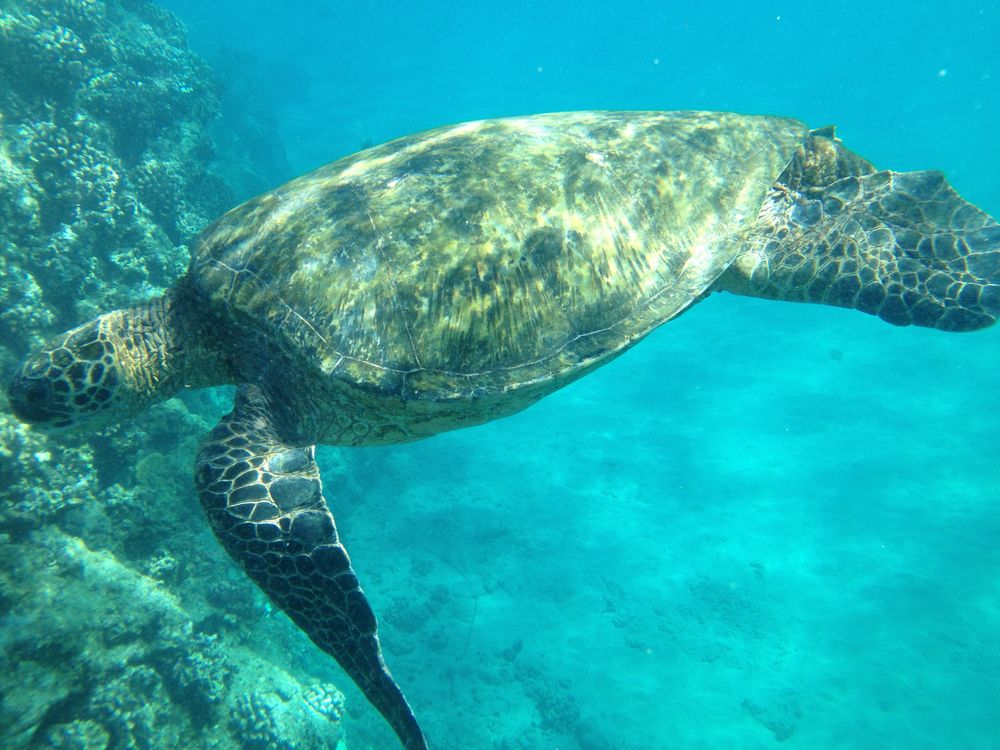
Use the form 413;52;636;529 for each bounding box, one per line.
231;691;288;750
229;683;346;750
0;0;288;351
0;530;346;749
304;682;348;724
0;2;340;749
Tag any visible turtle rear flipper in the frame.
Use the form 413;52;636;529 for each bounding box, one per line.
719;164;999;331
195;384;427;750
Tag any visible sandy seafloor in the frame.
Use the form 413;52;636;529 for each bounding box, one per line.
141;0;1000;747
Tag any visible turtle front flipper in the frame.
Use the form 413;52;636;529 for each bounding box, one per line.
195;384;427;750
719;141;999;331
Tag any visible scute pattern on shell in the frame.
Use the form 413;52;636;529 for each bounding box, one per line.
191;111;807;399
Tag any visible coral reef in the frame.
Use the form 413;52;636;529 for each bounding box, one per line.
229;685;345;750
1;1;211;339
0;0;288;353
232;691;288;750
0;2;341;749
304;682;347;725
0;528;346;750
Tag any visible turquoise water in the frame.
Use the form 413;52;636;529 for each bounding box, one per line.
134;1;1000;747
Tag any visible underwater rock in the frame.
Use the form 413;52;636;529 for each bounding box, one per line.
151;631;233;718
741;691;803;743
0;416;99;526
0;523;346;750
0;0;289;351
0;0;204;450
0;3;339;750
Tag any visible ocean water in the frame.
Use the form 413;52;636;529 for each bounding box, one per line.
9;1;1000;748
162;1;999;748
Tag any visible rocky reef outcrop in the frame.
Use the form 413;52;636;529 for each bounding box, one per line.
0;2;343;749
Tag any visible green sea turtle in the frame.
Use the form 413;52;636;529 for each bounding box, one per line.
7;111;999;749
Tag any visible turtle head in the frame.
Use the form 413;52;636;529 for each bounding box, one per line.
7;289;226;432
8;317;128;431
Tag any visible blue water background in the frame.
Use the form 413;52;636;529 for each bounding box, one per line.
161;2;1000;748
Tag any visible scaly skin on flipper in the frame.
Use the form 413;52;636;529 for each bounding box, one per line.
718;128;1000;330
195;384;427;750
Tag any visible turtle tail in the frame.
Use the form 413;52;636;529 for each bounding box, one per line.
717;128;1000;331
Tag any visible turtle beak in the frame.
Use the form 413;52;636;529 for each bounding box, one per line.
7;358;68;427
